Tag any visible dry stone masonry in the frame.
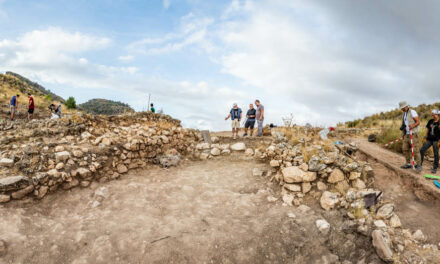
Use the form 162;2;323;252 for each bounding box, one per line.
0;112;200;203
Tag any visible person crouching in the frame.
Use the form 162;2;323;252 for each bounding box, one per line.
420;110;440;173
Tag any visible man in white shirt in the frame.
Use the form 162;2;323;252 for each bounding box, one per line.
399;101;422;172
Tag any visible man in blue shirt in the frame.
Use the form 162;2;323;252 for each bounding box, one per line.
10;94;19;120
225;103;242;139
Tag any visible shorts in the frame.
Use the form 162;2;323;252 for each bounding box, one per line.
231;119;240;129
245;120;255;129
10;105;16;114
28;108;34;114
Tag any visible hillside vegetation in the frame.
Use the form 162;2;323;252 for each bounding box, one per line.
0;72;77;120
344;102;440;153
78;98;134;115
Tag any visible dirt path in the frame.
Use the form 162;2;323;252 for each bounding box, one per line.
354;139;440;244
0;157;374;264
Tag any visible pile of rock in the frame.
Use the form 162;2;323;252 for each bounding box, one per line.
194;141;257;160
262;132;372;207
0;112;200;203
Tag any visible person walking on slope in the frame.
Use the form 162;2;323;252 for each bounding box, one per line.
399;101;422;172
27;93;35;121
225;103;242;139
420;110;440;173
255;99;264;137
10;94;19;120
243;103;256;137
150;103;155;113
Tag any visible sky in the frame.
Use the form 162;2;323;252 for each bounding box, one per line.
1;0;440;131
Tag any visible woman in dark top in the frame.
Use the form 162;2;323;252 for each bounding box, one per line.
420;110;440;173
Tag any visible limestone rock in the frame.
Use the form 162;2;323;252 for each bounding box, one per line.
270;160;280;167
210;148;221;156
252;168;265;177
284;184;301;192
320;191;339;210
308;156;327;172
55;151;71;163
302;182;312;194
412;230;426;242
37;186;49;199
316;219;330;235
0;158;14;167
55;146;65;152
282;166;316;183
376;203;394;219
73;150;84;158
349;171;361;180
371;230;394;262
374;220;387;228
196;143;211;150
328;169;345;183
231;142;246;151
47;169;61;178
245;148;254;156
282;193;294;206
159;154;180;167
390;214;402;228
352;179;366;190
117;164;128;174
317;181;328;191
0;194;11;203
299;163;308;172
76;168;92;179
11;185;34;199
0;176;31;192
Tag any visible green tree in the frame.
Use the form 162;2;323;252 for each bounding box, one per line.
65;96;77;109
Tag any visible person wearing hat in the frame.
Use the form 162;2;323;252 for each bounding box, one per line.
399;101;422;172
420;109;440;173
225;103;242;139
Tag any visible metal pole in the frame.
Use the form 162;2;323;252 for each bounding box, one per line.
147;93;151;112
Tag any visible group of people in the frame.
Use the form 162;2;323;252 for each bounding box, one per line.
9;93;35;121
399;101;440;173
225;99;264;139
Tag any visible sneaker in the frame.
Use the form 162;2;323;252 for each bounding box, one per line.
243;133;248;137
416;165;422;173
400;164;412;169
432;168;437;174
233;135;237;140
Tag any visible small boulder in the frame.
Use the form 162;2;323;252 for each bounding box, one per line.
270;160;280;167
389;214;402;228
284;184;301;192
371;230;393;262
55;151;71;163
376;203;394;219
328;169;345;183
282;193;294;206
302;182;312;194
316;219;330;235
76;168;92;179
210;148;221;156
352;179;366;190
412;229;426;242
245;148;254;156
117;164;128;174
317;181;328;191
0;194;11;203
320;191;339;210
252;168;265;177
0;176;31;192
231;142;246;151
11;185;34;199
282;166;316;183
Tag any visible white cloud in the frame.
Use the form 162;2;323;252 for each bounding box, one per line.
118;55;134;62
127;13;214;55
163;0;171;9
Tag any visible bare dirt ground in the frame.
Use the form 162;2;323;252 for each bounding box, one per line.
354;139;440;244
0;156;377;264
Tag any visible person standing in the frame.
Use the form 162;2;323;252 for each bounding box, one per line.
27;93;35;121
420;110;440;173
10;94;19;120
150;103;155;113
399;101;422;172
243;103;256;137
225;103;242;139
255;99;264;137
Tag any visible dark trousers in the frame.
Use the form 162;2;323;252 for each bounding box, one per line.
420;140;439;169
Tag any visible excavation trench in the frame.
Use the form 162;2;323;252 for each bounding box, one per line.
0;155;382;264
356;148;440;244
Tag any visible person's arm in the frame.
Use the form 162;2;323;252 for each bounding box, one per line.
225;112;231;120
410;116;420;129
259;108;264;120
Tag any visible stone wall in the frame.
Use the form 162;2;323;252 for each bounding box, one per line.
0;112;201;203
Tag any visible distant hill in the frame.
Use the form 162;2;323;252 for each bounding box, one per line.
345;102;440;128
4;72;65;103
78;99;134;115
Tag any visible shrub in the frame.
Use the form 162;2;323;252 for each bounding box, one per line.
45;94;53;101
65;96;77;109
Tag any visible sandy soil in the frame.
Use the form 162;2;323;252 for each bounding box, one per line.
0;158;365;264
